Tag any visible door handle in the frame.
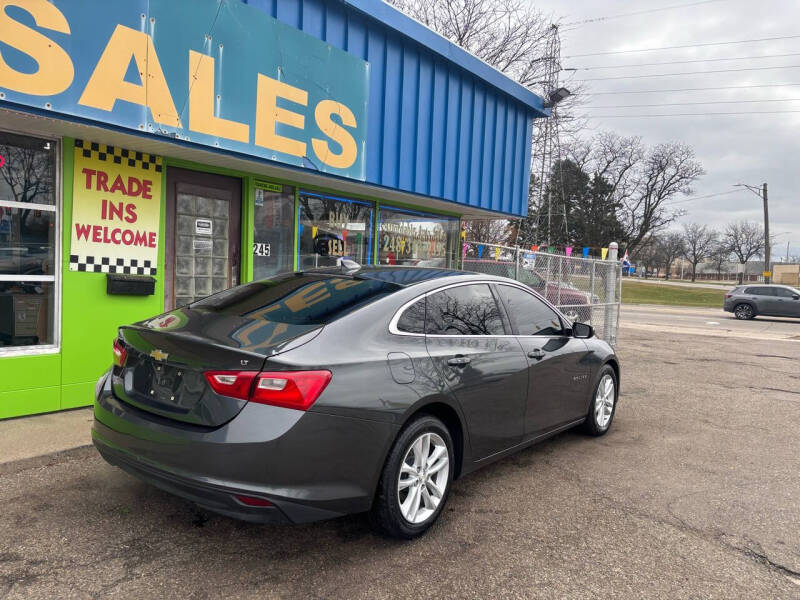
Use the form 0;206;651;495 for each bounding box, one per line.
447;356;471;367
528;348;546;360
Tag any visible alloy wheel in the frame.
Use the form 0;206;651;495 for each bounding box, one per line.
594;374;615;429
397;432;449;524
735;304;753;320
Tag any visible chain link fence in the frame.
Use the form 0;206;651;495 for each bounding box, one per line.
462;242;621;346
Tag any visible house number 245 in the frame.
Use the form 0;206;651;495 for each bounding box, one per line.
253;242;271;257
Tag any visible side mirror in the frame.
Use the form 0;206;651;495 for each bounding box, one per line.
572;322;594;339
793;294;800;300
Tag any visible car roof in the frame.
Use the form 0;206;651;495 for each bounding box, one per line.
299;265;512;287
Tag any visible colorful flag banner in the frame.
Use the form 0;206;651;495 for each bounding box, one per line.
462;243;468;257
531;245;539;252
356;232;362;245
494;247;501;259
342;229;348;241
299;224;304;236
311;225;318;238
548;246;555;254
582;247;590;258
601;247;608;260
565;247;573;257
477;244;484;258
460;229;466;239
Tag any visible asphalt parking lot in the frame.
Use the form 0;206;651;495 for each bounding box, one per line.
2;321;799;599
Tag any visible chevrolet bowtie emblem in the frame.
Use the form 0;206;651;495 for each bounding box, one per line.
150;349;169;361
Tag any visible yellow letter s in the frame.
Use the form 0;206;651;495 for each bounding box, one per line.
0;0;74;96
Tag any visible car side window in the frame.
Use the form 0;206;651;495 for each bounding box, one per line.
425;284;506;336
396;298;426;334
775;288;796;298
745;287;774;296
495;284;563;336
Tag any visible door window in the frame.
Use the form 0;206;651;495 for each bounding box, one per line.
425;284;505;335
0;131;59;351
166;169;241;308
252;182;294;280
495;285;563;336
774;287;798;298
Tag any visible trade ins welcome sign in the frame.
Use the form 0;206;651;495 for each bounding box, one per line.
69;140;161;275
0;0;370;180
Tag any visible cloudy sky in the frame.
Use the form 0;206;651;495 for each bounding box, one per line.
528;0;799;260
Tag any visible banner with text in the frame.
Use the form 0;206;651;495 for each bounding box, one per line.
69;140;161;274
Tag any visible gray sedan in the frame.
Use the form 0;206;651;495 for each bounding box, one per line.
724;284;800;320
93;267;619;538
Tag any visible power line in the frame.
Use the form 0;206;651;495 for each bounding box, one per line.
578;64;800;81
585;98;800;109
564;34;800;58
566;52;800;70
666;190;740;205
584;109;800;117
586;82;800;95
563;0;728;26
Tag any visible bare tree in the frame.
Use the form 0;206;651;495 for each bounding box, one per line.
681;223;717;282
708;240;733;280
388;0;554;89
724;221;764;283
656;232;685;280
566;134;703;255
463;219;512;245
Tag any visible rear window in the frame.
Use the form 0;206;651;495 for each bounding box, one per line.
191;273;401;325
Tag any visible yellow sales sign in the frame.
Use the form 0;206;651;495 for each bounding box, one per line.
69;140;161;275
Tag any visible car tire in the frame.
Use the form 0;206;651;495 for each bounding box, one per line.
370;415;454;539
582;365;618;437
734;303;755;320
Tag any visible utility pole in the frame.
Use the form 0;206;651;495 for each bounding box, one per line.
787;240;791;263
735;182;771;283
762;183;771;283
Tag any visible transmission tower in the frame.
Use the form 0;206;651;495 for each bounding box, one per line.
527;24;569;248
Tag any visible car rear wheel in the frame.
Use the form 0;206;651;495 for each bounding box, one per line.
583;366;617;436
370;415;454;539
734;303;755;320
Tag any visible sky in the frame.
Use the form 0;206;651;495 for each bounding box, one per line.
528;0;799;260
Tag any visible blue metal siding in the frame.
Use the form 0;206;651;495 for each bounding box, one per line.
243;0;541;217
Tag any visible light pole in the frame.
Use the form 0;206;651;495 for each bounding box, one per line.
735;183;771;283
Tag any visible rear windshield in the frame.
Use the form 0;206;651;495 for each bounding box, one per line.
190;273;401;325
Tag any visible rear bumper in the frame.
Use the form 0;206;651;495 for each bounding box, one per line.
93;372;397;524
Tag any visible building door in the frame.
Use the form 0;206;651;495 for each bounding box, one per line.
165;168;241;309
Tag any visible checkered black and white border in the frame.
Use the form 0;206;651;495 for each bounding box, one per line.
69;255;157;275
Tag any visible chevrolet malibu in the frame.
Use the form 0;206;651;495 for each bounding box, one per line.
93;267;620;538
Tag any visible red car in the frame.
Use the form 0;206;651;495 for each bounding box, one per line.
463;260;592;322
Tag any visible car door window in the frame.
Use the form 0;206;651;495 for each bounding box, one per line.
395;298;426;334
495;285;563;336
774;288;797;298
425;284;506;335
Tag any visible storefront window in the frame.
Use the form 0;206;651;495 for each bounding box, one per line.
298;192;373;269
378;207;459;268
252;181;295;280
0;131;59;351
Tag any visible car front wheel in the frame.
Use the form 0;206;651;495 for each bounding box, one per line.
734;303;755;320
583;366;617;436
370;415;454;539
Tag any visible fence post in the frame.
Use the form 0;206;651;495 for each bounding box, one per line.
589;261;596;327
604;242;618;341
514;246;520;281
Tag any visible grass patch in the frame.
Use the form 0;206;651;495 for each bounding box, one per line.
622;280;726;307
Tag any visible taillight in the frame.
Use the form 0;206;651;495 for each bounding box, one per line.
113;339;127;368
233;494;273;507
204;371;258;401
204;369;331;411
251;371;332;411
725;293;732;299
